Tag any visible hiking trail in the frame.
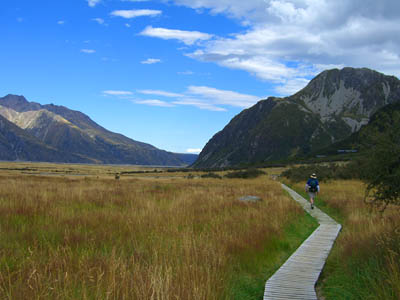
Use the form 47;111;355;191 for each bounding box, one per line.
263;184;342;300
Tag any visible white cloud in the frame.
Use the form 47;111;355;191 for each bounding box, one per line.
141;58;162;64
172;98;227;111
274;78;310;96
81;49;96;54
92;18;105;25
135;99;175;107
138;90;184;98
87;0;101;7
186;148;202;154
140;26;213;45
168;0;270;23
187;85;260;108
57;20;65;25
125;23;131;28
103;90;133;96
178;70;194;75
111;9;162;19
137;86;260;110
166;0;400;93
186;24;321;84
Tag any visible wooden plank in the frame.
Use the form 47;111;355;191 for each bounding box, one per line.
263;184;341;300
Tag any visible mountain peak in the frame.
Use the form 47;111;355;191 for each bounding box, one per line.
1;94;42;112
294;67;400;122
3;94;28;104
304;67;399;94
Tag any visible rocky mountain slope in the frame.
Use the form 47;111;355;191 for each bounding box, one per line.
0;94;196;165
0;114;87;162
316;100;400;156
193;68;400;168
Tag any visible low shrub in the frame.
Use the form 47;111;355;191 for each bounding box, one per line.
281;162;361;182
225;169;266;179
201;172;222;179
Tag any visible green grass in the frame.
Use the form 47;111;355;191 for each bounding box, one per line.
226;203;318;299
321;255;394;299
282;179;344;224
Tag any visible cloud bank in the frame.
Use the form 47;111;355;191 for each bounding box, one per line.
165;0;400;95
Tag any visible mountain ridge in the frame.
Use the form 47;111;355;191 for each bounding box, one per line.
193;67;400;168
0;94;197;166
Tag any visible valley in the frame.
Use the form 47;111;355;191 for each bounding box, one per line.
2;1;400;298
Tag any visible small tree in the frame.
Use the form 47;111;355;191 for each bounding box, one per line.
359;110;400;211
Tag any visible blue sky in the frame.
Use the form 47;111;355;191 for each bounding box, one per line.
1;0;400;154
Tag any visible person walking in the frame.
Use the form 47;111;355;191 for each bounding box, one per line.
305;173;319;209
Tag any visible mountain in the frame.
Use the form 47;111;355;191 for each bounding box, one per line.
315;100;400;156
193;68;400;168
0;114;88;162
0;94;197;165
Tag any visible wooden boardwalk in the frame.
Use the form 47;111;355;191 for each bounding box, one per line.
263;184;342;300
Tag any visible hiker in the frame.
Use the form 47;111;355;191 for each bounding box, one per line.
305;173;319;209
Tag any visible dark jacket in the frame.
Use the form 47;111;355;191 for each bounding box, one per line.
306;178;320;192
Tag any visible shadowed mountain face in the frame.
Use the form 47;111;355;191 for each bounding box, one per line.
0;94;197;165
193;68;400;168
317;101;400;156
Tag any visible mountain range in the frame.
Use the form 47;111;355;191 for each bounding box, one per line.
193;68;400;168
0;94;197;166
3;67;398;168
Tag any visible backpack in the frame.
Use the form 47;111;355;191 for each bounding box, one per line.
309;179;318;193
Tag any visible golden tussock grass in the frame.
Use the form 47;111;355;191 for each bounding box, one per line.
0;173;304;299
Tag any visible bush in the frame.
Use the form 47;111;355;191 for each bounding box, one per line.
224;169;266;179
201;172;222;179
281;162;361;182
358;112;400;211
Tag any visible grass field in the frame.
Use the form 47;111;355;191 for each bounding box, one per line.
0;163;316;299
289;180;400;300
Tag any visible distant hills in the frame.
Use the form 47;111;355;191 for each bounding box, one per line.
0;94;197;166
193;68;400;168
